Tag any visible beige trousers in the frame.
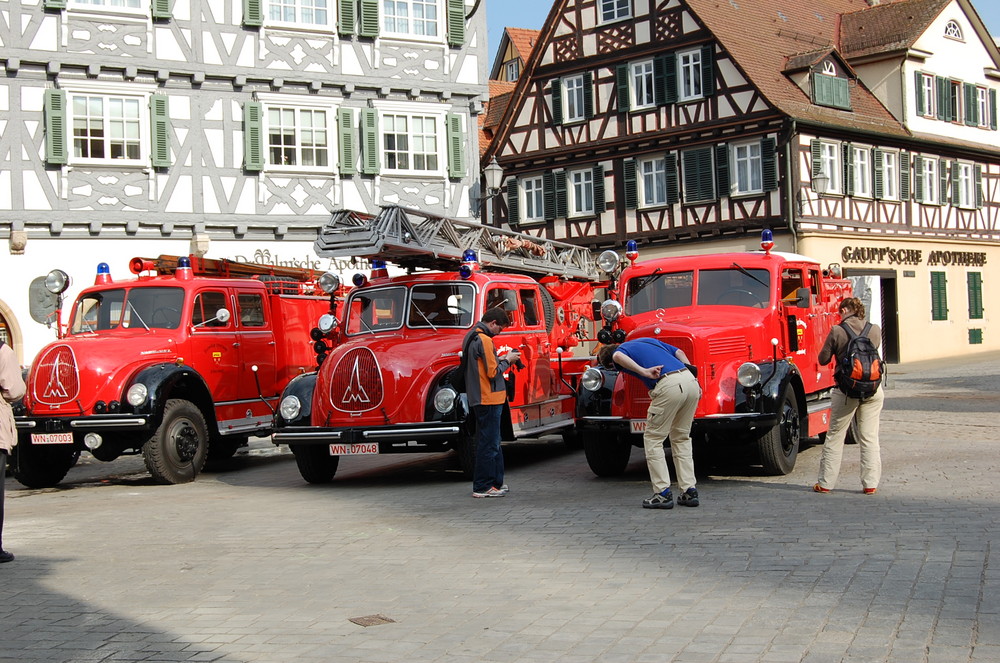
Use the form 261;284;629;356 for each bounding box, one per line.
643;370;701;493
817;386;884;490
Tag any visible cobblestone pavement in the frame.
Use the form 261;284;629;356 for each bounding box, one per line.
2;352;998;663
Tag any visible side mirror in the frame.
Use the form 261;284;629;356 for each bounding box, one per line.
503;296;517;312
216;308;231;323
794;287;811;308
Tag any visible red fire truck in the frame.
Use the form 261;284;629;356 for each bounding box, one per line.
576;231;853;476
272;206;603;483
13;255;341;487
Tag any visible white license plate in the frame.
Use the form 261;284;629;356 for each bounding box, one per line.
31;432;74;445
630;420;647;434
329;442;379;456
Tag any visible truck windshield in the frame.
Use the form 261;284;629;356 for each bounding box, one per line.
69;287;186;333
624;272;694;314
408;283;476;329
345;286;406;335
696;268;771;307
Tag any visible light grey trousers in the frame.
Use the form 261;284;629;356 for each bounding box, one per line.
817;387;884;491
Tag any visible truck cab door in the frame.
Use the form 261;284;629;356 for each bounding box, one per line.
515;286;550;402
234;290;277;400
189;289;240;403
780;267;825;393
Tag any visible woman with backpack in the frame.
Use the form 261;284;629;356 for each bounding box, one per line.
813;297;885;495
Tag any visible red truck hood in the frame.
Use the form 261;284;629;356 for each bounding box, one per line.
623;307;770;351
27;333;178;413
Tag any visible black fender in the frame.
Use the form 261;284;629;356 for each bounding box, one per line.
427;367;470;425
277;372;318;427
128;363;214;429
575;366;618;418
744;359;806;432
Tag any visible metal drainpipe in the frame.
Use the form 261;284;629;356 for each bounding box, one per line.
783;119;799;254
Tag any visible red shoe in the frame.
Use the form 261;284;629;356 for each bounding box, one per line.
813;483;831;493
863;487;877;495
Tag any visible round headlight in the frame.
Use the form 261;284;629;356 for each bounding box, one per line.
433;387;458;414
737;362;762;388
318;313;337;334
318;272;341;294
126;383;148;407
44;269;71;294
581;366;606;392
597;250;620;274
600;299;622;323
279;395;302;421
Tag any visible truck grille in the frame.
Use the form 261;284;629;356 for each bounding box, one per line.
331;347;384;413
708;336;746;355
31;344;80;405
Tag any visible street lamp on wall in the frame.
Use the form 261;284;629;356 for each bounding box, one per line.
812;172;830;195
480;156;506;226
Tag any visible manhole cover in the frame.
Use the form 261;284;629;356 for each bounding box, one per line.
349;614;396;627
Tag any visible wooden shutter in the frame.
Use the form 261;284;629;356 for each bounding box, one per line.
623;159;637;209
761;138;777;192
338;108;356;175
243;0;262;27
810;139;822;179
899;152;910;200
43;0;67;8
506;178;519;224
967;272;983;319
593;165;605;214
914;71;925;115
446;113;464;179
940;159;949;205
44;89;67;165
714;144;729;197
360;107;378;174
947;79;959;122
990;89;997;131
843;143;854;197
872;149;884;200
149;94;171;167
682;148;713;202
243;102;263;171
446;0;464;46
930;271;948;320
700;44;714;96
554;171;567;218
665;152;679;205
663;52;677;104
339;0;356;35
543;171;556;221
936;77;947;121
616;65;630;114
653;54;669;106
975;164;983;209
913;156;924;203
551;80;563;125
359;0;379;38
152;0;171;19
583;72;594;119
964;83;977;126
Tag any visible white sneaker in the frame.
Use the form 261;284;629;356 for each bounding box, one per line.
472;487;505;498
498;484;509;495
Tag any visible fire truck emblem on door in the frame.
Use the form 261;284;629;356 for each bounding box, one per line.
34;345;80;404
333;347;384;412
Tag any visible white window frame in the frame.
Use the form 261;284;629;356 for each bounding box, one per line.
568;169;594;216
599;0;631;23
977;87;990;128
921;156;938;205
382;0;441;41
882;150;899;201
732;141;763;196
819;141;842;195
521;176;544;222
630;60;655;110
265;0;333;30
944;20;963;40
949;80;963;124
921;73;936;118
372;100;447;176
505;60;520;82
563;75;586;123
638;156;666;207
853;146;871;198
68;0;143;14
65;80;153;167
956;162;975;209
678;48;704;102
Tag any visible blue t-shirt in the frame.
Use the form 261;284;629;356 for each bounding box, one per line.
615;338;685;390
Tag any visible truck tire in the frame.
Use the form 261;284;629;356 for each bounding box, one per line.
290;444;339;483
583;430;631;477
142;399;209;484
757;386;800;475
11;444;80;489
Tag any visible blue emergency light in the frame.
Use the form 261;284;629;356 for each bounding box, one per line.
94;262;112;285
353;273;368;287
625;240;639;263
760;228;774;254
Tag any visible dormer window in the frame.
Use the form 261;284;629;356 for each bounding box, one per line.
944;20;963;40
812;59;851;110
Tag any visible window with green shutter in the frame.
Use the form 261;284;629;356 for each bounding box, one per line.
43;0;67;9
930;271;948;321
359;0;378;38
761;138;777;192
243;0;262;27
967;272;983;319
681;147;714;203
152;0;171;19
551;80;563;125
975;164;983;209
360;107;378;174
543;171;556;221
665;152;679;205
554;171;567;218
446;113;464;179
592;165;605;214
714;144;729;197
582;72;594;119
616;65;630;114
339;0;356;35
506;178;519;224
899;152;910;200
700;44;715;96
969;328;983;344
936;76;948;121
623;160;637;209
149;94;171;167
990;89;997;131
914;71;925;115
964;83;978;126
44;89;67;165
660;52;677;105
446;0;464;46
842;143;854;197
243;101;263;171
813;74;850;110
338;108;356;175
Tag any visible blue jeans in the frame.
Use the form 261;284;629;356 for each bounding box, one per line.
472;404;504;493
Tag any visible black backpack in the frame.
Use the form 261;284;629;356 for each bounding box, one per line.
834;321;883;400
450;329;479;393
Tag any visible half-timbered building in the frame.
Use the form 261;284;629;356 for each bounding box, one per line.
0;0;488;362
486;0;1000;362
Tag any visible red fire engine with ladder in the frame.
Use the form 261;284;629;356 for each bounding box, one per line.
272;205;605;483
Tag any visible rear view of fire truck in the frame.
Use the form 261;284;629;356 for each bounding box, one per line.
273;205;604;483
13;256;342;487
